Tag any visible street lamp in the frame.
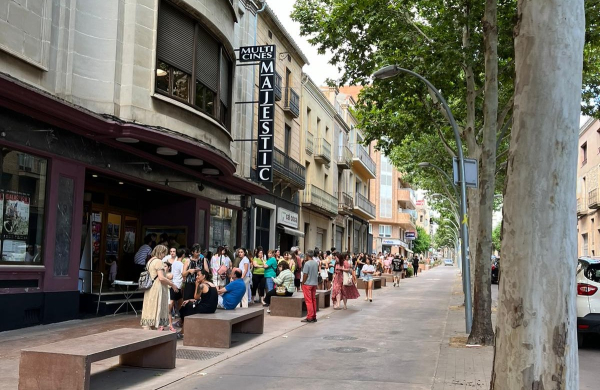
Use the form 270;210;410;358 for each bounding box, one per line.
373;64;472;333
418;162;459;199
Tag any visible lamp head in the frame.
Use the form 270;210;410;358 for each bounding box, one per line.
417;162;431;168
372;65;400;80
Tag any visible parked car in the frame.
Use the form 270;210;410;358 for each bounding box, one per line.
577;257;600;347
444;259;453;266
491;257;500;284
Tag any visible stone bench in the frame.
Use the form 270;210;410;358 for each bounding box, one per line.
184;306;265;348
316;289;331;308
356;278;382;290
18;328;176;390
381;274;394;283
374;276;387;287
270;292;320;317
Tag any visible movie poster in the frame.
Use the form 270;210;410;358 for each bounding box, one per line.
92;213;102;255
123;227;136;254
2;191;30;241
0;192;4;235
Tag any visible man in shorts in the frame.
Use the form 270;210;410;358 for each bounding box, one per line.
391;255;403;287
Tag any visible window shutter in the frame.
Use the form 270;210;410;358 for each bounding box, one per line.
157;3;194;74
195;27;219;92
220;53;231;107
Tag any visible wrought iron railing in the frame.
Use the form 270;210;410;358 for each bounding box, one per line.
302;185;338;215
273;147;306;189
284;87;300;117
354;192;375;217
589;188;599;208
338;191;354;213
337;145;353;168
314;138;331;162
306;132;314;155
351;143;376;176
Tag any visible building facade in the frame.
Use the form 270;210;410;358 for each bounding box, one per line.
577;118;600;257
0;0;271;331
370;148;417;256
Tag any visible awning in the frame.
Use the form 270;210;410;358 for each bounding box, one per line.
278;225;305;238
405;248;414;254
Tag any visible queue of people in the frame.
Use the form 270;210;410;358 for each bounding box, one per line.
138;242;426;335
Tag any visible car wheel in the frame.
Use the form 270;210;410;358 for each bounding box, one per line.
578;332;585;348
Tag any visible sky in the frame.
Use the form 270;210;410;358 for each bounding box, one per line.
267;1;341;85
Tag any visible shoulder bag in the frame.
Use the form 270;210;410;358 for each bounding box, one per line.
139;259;159;290
343;271;353;286
217;256;228;280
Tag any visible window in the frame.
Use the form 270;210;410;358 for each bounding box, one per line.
380;155;393;218
368;224;373;234
379;225;392;238
0;149;47;264
209;205;237;253
582;142;588;165
156;1;232;126
583;233;589;256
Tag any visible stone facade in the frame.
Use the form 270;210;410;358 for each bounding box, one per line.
577;118;600;257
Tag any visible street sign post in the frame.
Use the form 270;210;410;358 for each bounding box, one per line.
453;157;478;188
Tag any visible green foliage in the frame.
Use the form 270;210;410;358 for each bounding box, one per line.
412;226;431;254
492;223;502;253
405;266;414;278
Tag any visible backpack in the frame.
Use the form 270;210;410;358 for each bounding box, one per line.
138;259;159;290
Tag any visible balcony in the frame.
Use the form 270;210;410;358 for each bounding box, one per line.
273;147;306;189
283;87;300;118
577;198;586;216
302;185;338;217
338;192;354;215
351;143;376;179
337;145;353;169
397;210;417;229
274;72;282;101
353;192;376;220
314;138;331;163
589;189;600;209
398;188;416;209
306;132;314;155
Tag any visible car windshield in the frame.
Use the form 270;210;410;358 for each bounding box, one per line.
580;261;600;283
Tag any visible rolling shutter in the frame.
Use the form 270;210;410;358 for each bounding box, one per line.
195;27;219;92
157;3;194;74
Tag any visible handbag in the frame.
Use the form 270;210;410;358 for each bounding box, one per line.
276;285;287;295
138;259;158;291
320;268;328;279
343;271;353;286
217;256;228;279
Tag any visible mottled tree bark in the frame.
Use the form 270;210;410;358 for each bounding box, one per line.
491;0;584;387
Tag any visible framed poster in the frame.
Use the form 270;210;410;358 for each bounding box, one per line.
143;226;188;248
2;191;30;240
123;226;136;254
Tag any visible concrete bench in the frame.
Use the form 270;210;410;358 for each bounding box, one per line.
381;274;394;283
316;289;331;308
374;276;387;287
356;278;382;290
18;328;176;390
184;306;264;348
270;292;320;317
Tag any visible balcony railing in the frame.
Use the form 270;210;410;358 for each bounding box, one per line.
351;143;376;178
314;138;331;163
397;209;417;226
273;147;306;189
589;188;600;209
302;185;338;216
306;132;314;155
337;145;353;169
284;87;300;118
354;192;376;218
338;192;354;214
577;198;585;216
274;72;282;101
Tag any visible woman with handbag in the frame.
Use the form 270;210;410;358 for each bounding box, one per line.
210;246;231;288
331;253;360;310
140;245;180;330
262;261;295;312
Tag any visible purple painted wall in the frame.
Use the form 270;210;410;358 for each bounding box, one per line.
141;198;198;247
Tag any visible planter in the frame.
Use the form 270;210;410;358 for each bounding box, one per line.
425;265;430;270
419;264;425;271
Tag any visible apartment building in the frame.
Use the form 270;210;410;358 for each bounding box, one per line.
251;5;309;251
300;75;337;251
577;118;600;257
370;148;417;256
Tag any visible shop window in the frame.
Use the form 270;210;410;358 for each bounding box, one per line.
0;149;47;264
156;1;232;127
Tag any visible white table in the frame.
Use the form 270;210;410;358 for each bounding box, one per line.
112;280;139;316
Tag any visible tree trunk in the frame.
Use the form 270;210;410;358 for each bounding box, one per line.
468;0;498;346
490;0;584;387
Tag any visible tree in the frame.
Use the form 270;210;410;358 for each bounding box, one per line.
490;0;584;387
491;223;501;254
412;226;431;255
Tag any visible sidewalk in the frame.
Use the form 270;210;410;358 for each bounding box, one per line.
0;267;507;390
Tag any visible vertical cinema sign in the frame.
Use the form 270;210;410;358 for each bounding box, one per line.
239;45;276;182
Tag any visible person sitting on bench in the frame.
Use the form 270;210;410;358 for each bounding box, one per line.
177;268;217;339
217;268;245;309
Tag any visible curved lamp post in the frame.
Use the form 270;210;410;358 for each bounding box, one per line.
373;65;472;333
